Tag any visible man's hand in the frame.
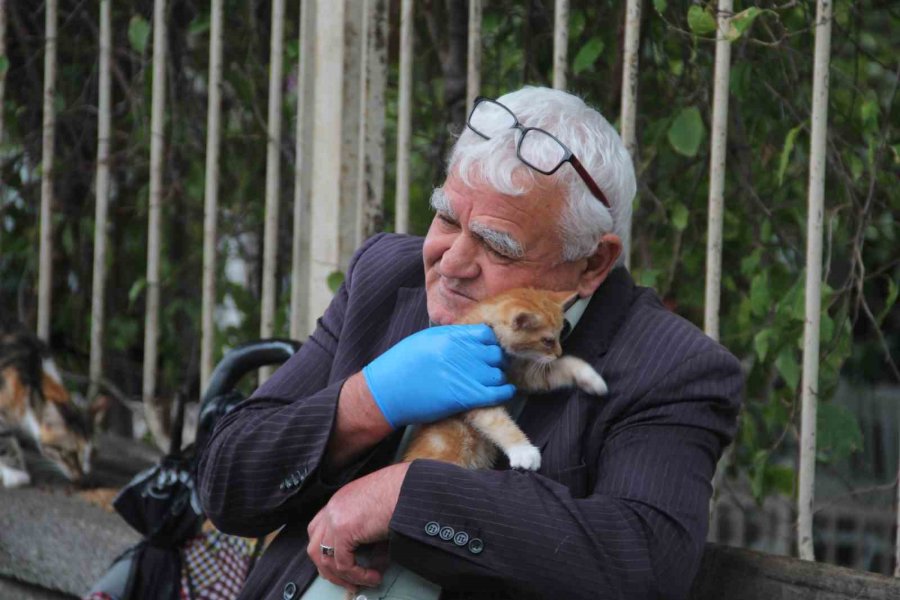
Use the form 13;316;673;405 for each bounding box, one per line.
363;324;516;428
307;462;411;592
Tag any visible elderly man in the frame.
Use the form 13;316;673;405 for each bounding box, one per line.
197;87;743;600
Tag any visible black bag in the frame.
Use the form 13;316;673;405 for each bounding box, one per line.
86;340;300;600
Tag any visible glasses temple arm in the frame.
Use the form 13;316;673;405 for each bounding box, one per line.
569;156;611;208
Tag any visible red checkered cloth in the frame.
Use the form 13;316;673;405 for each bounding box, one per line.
180;530;261;600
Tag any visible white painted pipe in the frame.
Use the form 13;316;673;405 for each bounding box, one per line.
798;0;833;562
619;0;641;271
89;0;112;399
395;0;413;234
143;0;167;405
466;0;482;115
37;0;57;340
552;0;569;90
259;0;287;382
290;0;316;340
200;0;224;393
307;0;345;326
704;0;733;343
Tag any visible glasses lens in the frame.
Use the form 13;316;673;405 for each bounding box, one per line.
519;129;567;174
469;100;517;137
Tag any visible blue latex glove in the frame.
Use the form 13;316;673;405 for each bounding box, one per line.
362;324;516;428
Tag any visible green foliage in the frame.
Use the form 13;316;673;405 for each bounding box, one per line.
687;5;717;35
667;107;705;157
128;15;151;54
816;402;864;463
326;271;346;294
572;37;604;75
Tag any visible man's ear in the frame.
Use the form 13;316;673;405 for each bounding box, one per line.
575;233;622;297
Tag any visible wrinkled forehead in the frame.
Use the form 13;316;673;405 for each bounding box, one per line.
435;174;567;250
437;169;563;209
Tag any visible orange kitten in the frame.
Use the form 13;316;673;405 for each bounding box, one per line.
403;288;607;471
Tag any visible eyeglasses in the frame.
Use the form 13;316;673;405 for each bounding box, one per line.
466;96;610;208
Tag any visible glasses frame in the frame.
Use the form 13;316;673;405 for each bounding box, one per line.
467;96;611;209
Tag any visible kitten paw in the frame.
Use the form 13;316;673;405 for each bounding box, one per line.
0;467;31;488
575;367;608;396
507;443;541;471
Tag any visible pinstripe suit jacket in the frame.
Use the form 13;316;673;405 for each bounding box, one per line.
197;233;743;600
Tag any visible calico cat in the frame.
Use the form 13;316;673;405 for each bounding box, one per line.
0;320;93;487
403;288;608;472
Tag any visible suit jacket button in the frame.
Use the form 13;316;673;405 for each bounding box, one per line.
468;538;484;555
439;526;455;541
425;521;440;536
283;581;297;599
453;531;469;546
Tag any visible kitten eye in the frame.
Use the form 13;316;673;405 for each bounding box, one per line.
541;337;556;348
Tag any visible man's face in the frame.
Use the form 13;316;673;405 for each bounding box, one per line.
423;174;590;325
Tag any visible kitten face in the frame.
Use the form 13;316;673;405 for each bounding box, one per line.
464;288;576;363
39;374;93;482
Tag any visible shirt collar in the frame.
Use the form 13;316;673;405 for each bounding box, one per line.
561;294;592;340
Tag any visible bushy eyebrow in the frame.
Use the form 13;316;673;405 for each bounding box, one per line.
431;186;524;259
470;221;525;258
430;187;457;220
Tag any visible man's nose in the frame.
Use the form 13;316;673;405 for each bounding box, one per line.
439;235;480;279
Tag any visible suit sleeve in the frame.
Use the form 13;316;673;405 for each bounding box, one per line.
388;348;743;600
196;234;389;538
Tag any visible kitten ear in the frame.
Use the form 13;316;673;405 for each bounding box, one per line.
552;291;580;311
512;311;539;330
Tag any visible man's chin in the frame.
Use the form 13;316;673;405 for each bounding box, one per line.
426;298;466;325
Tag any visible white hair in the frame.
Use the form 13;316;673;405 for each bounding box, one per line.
447;86;636;264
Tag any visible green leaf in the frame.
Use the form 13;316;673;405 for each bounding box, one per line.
0;56;8;78
749;273;770;317
860;98;879;129
326;270;345;294
754;328;774;362
189;16;211;36
848;154;864;181
671;203;689;231
569;11;586;39
775;347;799;390
817;402;863;462
128;277;147;307
653;0;667;13
740;248;762;275
876;277;899;326
636;268;661;288
764;464;795;497
667;107;705;157
687;5;717;35
777;125;803;187
129;15;151;54
572;37;604;76
820;311;834;343
726;7;763;41
750;449;768;503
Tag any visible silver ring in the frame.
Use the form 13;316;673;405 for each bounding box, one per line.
320;544;335;557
